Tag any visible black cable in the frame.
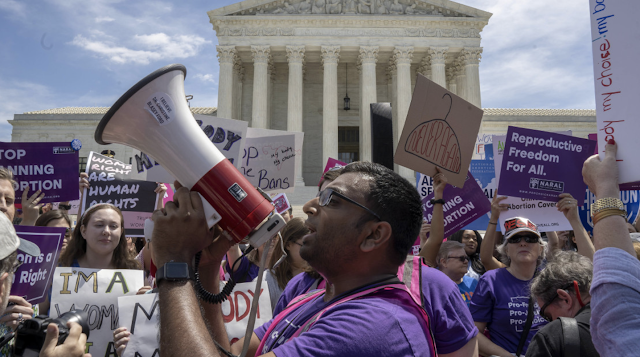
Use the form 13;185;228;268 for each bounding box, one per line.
194;246;254;304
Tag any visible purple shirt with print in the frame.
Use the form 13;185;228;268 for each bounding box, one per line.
421;266;478;354
255;287;433;357
470;268;547;354
224;254;259;283
269;272;320;317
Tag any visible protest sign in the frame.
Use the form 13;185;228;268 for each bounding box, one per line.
464;160;498;231
0;142;79;203
245;128;304;189
271;193;291;215
580;188;640;233
420;172;491;238
221;280;272;344
53;196;80;215
10;226;65;304
588;133;640;190
129;115;248;183
51;268;144;357
394;74;484;188
161;183;174;206
118;293;159;357
241;132;297;193
492;135;571;232
321;158;347;184
82;152;159;236
589;0;640;184
498;127;595;202
473;133;499;160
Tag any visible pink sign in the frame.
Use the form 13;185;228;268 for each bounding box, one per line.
162;183;174;207
319;158;347;185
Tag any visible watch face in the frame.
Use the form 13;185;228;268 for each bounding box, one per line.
166;263;189;279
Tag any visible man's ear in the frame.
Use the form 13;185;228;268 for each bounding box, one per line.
557;289;573;308
360;221;392;252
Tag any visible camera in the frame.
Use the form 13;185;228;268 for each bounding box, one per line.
13;310;90;357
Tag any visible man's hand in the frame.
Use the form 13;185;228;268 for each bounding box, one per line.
557;193;580;222
113;327;130;357
151;183;217;267
39;322;90;357
583;139;619;198
20;187;44;226
79;173;89;194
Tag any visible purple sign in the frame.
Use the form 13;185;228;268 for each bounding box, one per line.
498;127;596;202
0;142;79;204
421;172;491;238
11;225;66;304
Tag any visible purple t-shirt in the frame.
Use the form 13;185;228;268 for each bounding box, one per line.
224;254;259;283
469;268;547;354
271;272;321;316
421;266;478;354
255;287;433;356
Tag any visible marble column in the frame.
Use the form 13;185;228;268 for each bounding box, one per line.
418;55;431;80
387;61;398;166
462;47;483;108
267;62;275;128
321;46;340;166
358;46;379;162
429;47;448;88
446;66;457;95
394;46;414;180
286;45;306;185
455;57;467;101
216;46;237;119
233;59;243;120
251;45;270;128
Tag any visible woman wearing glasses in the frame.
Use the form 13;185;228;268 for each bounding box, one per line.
436;241;477;307
470;217;548;357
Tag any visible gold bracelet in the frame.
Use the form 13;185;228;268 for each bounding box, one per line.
593;208;627;225
591;197;624;218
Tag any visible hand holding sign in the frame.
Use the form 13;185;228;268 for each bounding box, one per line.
20;187;45;226
583;140;620;198
556;193;580;223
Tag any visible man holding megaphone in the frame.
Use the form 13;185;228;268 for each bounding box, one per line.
152;162;436;357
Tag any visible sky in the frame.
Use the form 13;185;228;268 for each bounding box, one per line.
0;0;596;142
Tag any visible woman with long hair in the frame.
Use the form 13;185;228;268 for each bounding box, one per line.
448;229;485;280
266;217;310;311
35;210;72;252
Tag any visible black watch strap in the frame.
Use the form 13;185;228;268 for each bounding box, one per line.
429;198;445;205
58;204;72;210
156;262;195;285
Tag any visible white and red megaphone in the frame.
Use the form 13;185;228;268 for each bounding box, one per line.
95;64;284;247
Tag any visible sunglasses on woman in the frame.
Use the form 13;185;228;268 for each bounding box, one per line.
446;255;469;263
507;234;540;244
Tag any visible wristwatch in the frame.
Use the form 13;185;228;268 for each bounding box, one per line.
156;261;194;285
591;197;624;217
430;198;446;205
58;204;72;210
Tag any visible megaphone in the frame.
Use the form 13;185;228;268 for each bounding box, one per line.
95;64;284;248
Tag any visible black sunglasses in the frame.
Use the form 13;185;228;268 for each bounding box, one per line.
447;255;469;263
10;260;23;274
317;188;381;221
540;282;575;322
507;234;540;244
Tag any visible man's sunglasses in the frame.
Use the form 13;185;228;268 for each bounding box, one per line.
506;234;540;244
540;282;575;322
317;188;381;221
447;255;469;263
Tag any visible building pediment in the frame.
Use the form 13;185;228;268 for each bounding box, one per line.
208;0;491;19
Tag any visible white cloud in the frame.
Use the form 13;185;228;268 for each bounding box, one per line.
70;33;211;65
0;0;27;18
95;16;115;23
0;79;57;142
194;73;216;84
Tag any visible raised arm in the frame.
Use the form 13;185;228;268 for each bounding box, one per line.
420;169;447;267
76;172;89;217
556;193;595;260
19;187;44;226
481;194;508;270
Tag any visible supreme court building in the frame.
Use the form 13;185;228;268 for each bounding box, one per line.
9;0;598;187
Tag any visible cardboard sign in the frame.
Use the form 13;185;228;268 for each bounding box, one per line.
493;135;571;232
118;293;159;357
0;142;79;203
271;193;291;215
241;134;296;193
51;268;145;357
465;160;499;232
129;115;248;183
420;172;491;238
580;188;640;233
394;74;484;188
221;280;272;345
10;226;65;304
498;127;595;202
82;152;159;237
589;0;640;184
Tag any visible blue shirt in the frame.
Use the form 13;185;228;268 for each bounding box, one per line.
591;247;640;356
457;275;478;308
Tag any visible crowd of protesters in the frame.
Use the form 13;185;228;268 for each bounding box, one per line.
0;139;637;357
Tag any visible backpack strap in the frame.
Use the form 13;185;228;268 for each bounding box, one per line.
559;317;581;357
515;294;535;356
